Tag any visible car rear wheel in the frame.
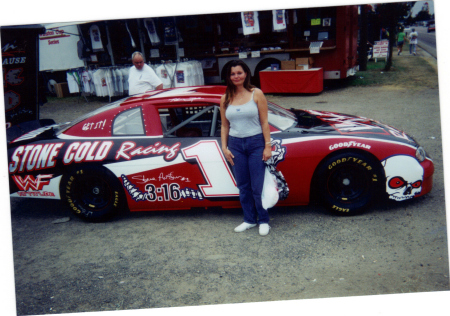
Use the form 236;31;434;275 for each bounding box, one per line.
315;151;384;215
61;166;124;222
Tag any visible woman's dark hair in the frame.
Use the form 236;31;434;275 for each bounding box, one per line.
224;60;254;108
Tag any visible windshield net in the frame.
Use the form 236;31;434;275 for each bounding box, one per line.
267;102;297;131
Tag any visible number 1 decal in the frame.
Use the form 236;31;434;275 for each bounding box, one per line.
182;140;239;197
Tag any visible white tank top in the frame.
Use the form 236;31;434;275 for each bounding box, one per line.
225;91;262;138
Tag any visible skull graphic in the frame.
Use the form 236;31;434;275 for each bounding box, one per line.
381;155;424;201
265;138;286;166
264;138;289;200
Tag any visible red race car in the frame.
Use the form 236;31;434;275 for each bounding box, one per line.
7;86;434;221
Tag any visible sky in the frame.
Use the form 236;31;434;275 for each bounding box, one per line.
411;1;435;17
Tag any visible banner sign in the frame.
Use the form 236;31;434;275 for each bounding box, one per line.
373;40;389;58
2;26;45;128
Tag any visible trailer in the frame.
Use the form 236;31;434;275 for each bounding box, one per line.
209;6;359;85
2;5;360;110
67;5;360;93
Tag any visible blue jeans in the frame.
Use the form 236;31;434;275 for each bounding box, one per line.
228;134;269;224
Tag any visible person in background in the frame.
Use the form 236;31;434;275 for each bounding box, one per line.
128;51;163;95
408;28;418;56
220;60;272;236
396;27;406;56
380;27;389;40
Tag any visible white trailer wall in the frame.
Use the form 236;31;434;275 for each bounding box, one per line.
39;24;84;71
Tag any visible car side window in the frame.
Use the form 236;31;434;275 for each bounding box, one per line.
112;107;145;136
158;105;220;137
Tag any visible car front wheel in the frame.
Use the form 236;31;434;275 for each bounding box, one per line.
315;151;384;215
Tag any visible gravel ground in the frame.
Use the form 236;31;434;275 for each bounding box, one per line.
5;47;449;316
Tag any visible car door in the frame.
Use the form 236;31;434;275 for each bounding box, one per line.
109;103;241;212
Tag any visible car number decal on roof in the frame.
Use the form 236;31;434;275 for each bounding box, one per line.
169;97;203;102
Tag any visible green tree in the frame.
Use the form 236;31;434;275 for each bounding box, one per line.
376;2;414;70
414;10;432;22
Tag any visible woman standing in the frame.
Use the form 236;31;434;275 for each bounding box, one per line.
396;28;406;55
220;60;272;236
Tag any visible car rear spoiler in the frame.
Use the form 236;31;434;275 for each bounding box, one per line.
6;119;56;145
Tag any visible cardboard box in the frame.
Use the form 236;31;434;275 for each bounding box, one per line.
281;60;295;70
295;57;314;70
296;64;309;70
55;82;70;98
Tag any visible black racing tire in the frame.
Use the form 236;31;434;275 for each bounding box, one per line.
60;165;125;222
315;151;384;215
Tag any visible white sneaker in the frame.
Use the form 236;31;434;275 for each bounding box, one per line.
259;224;270;236
234;222;257;233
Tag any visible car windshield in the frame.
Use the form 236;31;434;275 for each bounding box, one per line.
267;102;297;131
54;97;127;135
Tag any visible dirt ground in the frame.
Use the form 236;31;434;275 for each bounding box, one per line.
7;47;449;316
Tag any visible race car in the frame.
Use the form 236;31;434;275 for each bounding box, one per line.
427;21;435;33
7;85;434;221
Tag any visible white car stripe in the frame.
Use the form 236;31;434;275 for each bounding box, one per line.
103;155;185;177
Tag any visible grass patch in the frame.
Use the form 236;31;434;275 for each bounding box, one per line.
348;69;397;87
346;53;438;89
347;59;410;87
366;60;387;70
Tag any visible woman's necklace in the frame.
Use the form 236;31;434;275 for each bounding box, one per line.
234;91;246;103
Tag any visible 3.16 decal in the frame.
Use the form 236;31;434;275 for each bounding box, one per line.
121;174;204;202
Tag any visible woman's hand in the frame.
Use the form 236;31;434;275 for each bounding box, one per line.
263;146;272;162
223;148;235;166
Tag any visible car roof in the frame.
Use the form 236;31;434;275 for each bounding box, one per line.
121;85;226;108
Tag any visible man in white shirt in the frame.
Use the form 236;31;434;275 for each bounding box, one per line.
408;28;418;56
128;51;163;95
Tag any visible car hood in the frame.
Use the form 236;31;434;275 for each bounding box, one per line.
288;109;418;146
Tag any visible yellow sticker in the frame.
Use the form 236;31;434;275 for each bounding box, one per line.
311;18;321;26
